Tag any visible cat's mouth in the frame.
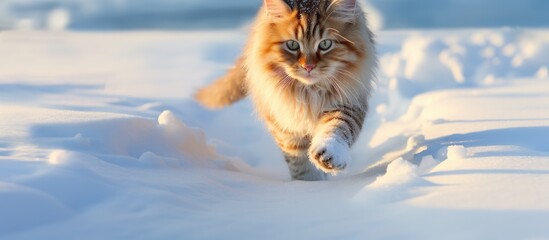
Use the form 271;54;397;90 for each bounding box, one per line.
296;76;319;85
294;72;322;85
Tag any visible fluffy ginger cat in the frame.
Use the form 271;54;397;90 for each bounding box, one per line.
195;0;376;181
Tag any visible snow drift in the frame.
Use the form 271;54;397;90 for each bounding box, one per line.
1;25;549;239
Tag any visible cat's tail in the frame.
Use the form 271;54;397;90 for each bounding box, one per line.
194;57;247;109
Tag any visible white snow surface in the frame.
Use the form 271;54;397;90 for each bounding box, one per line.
1;28;549;239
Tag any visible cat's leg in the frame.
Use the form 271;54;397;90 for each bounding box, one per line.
283;153;327;181
309;105;366;174
266;119;327;181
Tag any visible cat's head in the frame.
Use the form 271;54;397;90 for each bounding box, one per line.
258;0;368;86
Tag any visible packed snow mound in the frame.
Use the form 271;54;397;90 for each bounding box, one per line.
0;110;257;238
32;110;252;172
369;158;418;188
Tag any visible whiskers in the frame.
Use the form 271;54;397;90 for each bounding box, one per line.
276;72;294;91
326;75;345;103
325;69;369;105
272;66;369;112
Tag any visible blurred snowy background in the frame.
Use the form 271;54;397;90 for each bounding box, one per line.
1;0;548;31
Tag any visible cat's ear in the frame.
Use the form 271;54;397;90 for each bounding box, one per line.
264;0;292;20
330;0;357;22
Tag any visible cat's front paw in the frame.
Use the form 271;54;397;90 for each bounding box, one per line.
308;136;351;174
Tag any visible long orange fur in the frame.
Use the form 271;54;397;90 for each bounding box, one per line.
195;0;376;180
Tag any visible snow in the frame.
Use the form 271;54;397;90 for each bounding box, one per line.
368;158;418;188
0;29;549;239
46;8;70;31
2;9;549;240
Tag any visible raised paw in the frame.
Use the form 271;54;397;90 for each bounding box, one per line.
308;136;351;174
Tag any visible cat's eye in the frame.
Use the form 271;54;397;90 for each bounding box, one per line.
285;40;300;51
318;39;333;51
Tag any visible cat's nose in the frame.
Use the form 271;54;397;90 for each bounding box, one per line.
302;64;316;73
